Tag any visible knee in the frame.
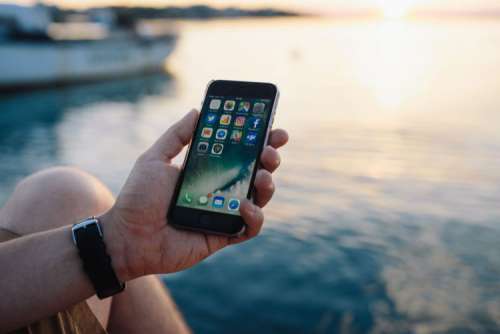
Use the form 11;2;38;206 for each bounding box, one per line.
16;166;115;214
1;166;115;234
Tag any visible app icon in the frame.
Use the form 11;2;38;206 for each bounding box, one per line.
244;132;258;145
206;113;217;124
209;99;221;110
238;101;251;113
253;102;265;113
228;199;240;211
230;130;242;142
224;100;236;111
211;143;224;154
197;141;209;152
198;195;208;205
248;117;262;130
201;127;213;138
215;128;228;140
213;196;225;208
183;192;193;204
234;116;246;127
220;114;231;125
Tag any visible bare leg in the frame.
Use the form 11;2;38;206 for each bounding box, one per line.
108;275;191;334
0;167;114;328
0;167;190;332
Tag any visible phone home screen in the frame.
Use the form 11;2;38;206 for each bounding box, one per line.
176;96;271;216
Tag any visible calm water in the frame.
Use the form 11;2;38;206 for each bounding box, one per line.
2;18;500;333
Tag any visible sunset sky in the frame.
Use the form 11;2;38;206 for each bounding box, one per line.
3;0;500;12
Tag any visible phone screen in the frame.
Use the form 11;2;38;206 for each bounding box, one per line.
176;95;272;216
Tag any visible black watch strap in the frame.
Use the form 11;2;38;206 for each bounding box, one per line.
72;217;125;299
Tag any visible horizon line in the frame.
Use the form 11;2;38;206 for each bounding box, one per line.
4;2;500;20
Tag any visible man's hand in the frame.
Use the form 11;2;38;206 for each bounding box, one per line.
102;110;288;281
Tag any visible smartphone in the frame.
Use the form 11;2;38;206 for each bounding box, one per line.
167;80;279;236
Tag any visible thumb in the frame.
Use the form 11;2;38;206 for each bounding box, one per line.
149;109;199;161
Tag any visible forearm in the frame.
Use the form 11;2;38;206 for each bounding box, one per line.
0;221;126;332
107;275;191;334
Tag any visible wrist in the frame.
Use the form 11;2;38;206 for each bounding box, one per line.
99;211;134;282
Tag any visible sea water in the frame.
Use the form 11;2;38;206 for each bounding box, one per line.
1;18;500;333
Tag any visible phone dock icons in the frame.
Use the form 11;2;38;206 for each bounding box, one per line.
183;193;193;204
198;195;208;205
228;199;240;211
212;196;225;208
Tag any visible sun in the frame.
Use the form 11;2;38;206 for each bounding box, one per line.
377;0;415;19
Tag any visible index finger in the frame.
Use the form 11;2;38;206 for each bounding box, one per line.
268;129;289;149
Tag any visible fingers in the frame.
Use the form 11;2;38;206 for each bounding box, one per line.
149;110;199;161
229;170;273;245
253;169;274;208
268;129;289;149
230;200;264;244
260;129;286;173
260;146;281;173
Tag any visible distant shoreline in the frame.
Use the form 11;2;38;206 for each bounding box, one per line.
52;5;304;24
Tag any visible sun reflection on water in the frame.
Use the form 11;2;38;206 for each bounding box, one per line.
358;21;430;110
377;0;416;19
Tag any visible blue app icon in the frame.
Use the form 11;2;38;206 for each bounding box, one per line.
244;132;258;145
206;113;217;125
248;117;262;130
216;128;228;140
212;196;225;208
228;199;240;211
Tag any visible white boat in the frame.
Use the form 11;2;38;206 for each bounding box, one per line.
0;4;177;90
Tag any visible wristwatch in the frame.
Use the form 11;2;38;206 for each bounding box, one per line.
72;217;125;299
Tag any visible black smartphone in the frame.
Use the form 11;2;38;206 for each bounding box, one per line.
167;80;279;236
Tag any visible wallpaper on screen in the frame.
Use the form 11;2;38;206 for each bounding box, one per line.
177;96;270;216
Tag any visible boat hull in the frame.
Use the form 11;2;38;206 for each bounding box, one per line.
0;36;176;90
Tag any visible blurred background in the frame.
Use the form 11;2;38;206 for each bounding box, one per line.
2;1;500;333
